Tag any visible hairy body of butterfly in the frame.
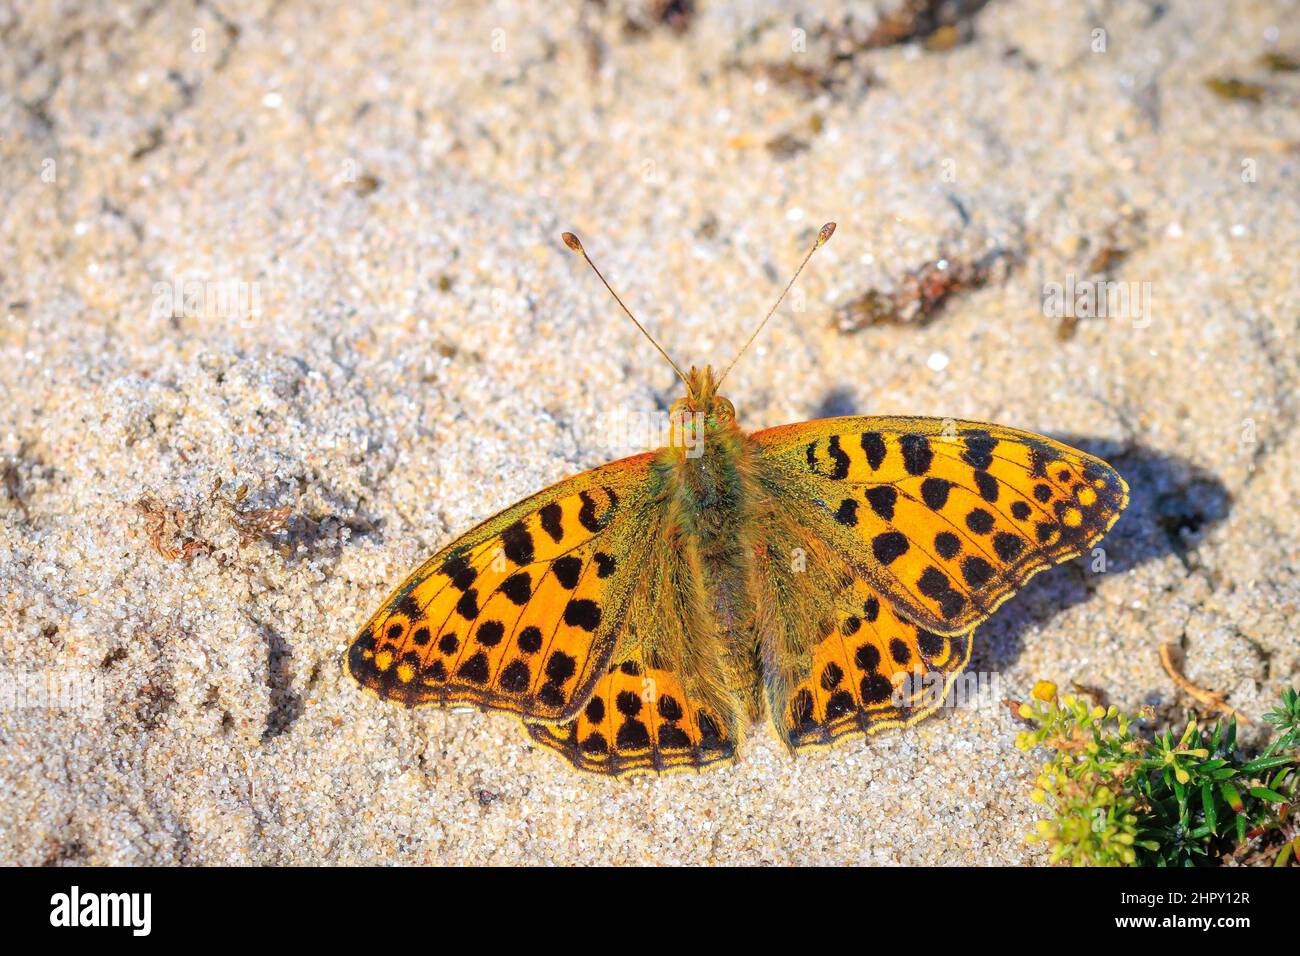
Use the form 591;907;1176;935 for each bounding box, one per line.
349;364;1129;777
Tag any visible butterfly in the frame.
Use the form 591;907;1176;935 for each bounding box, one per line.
348;223;1129;777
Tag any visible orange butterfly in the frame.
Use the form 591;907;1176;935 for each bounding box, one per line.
348;223;1128;776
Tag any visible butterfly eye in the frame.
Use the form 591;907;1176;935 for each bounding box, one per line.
714;398;736;422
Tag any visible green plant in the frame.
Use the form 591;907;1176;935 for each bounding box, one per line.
1015;681;1299;866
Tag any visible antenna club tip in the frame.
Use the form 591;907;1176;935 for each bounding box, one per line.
561;232;583;252
817;222;837;246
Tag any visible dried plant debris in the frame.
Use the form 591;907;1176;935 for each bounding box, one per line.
351;172;382;197
735;1;990;96
596;0;695;37
223;481;292;546
1203;48;1300;102
135;478;291;561
2;458;28;519
1259;51;1300;73
1205;77;1267;103
742;54;881;99
1159;643;1251;724
135;494;211;561
1055;208;1147;341
765;129;812;160
835;245;1020;332
867;0;991;50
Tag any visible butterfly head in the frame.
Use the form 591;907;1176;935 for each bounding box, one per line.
661;366;735;455
673;365;736;426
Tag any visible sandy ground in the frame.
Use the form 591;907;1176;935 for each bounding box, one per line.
1;0;1297;865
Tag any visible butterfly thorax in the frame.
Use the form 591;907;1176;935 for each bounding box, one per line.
656;365;746;539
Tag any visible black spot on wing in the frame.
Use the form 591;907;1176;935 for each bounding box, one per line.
578;492;602;532
545;651;577;683
961;556;996;588
862;596;879;622
442;554;477;591
917;566;952;600
517;626;542;654
974;470;999;503
865;485;897;520
860;673;893;705
934;531;961;559
835;498;859;526
993;532;1024;561
820;662;844;690
827;435;850;480
500;659;531;693
502;521;534;565
921;477;951;510
872;531;909;564
860;431;886;470
552;555;583;589
476;620;505;646
390;593;424;623
501;572;532;605
900;434;933;475
455;588;479;619
539;502;564;543
563;599;601;632
826;691;855;720
458;652;490;684
961;430;997;470
616;719;651;750
657;694;682;721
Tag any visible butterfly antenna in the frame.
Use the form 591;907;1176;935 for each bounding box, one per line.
715;221;836;389
562;231;689;388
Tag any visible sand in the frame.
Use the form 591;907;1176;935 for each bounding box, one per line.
1;0;1297;865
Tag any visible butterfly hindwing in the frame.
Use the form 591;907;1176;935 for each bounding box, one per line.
783;575;975;751
752;416;1129;636
348;453;655;722
524;656;738;776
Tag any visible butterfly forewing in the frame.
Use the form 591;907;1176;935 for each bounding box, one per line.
752;417;1129;636
348;453;656;722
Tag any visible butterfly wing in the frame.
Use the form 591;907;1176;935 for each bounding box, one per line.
524;656;738;776
782;574;975;751
751;416;1129;637
523;481;753;776
348;453;657;723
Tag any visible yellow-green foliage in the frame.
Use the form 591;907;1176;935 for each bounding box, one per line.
1016;682;1300;867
